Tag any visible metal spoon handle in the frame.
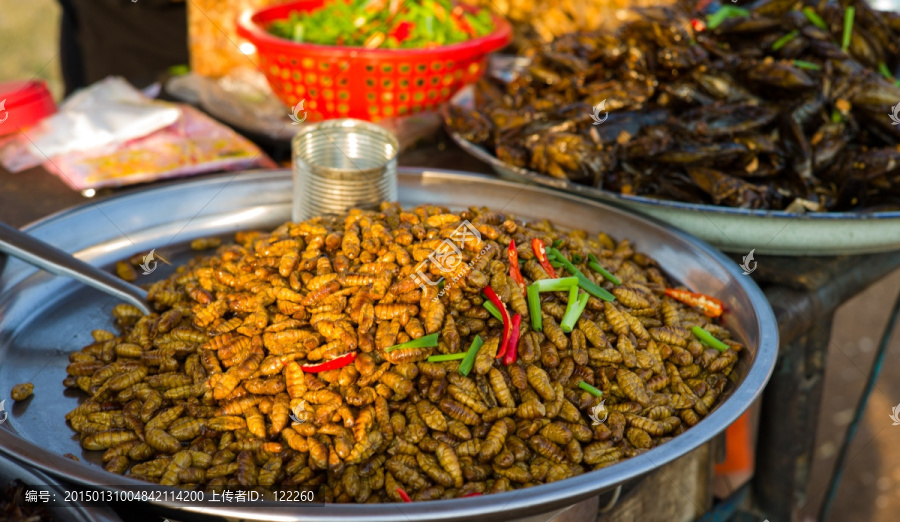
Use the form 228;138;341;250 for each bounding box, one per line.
0;221;151;314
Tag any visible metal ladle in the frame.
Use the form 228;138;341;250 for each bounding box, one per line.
0;221;151;314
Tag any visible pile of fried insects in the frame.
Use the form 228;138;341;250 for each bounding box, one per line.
64;203;742;502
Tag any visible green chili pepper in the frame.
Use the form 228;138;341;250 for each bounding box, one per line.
691;326;730;352
587;253;621;285
385;332;439;352
878;62;894;82
427;352;466;362
266;0;494;48
459;335;484;376
578;381;603;398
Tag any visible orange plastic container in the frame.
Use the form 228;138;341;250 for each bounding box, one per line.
236;0;511;121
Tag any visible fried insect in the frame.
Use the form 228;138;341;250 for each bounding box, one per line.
63;203;743;502
11;383;33;401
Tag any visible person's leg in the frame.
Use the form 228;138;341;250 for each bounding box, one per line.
57;0;86;96
69;0;188;89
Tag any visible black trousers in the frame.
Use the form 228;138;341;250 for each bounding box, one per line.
57;0;188;95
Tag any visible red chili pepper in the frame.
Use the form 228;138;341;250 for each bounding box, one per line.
690;18;706;32
502;313;521;365
532;238;558;278
462;492;482;497
396;487;412;503
508;240;526;291
389;20;415;42
664;288;724;318
483;286;511;358
300;351;357;373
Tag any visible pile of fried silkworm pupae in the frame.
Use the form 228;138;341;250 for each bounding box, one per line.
63;203;743;502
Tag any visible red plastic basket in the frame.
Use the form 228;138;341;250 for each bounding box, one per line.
237;0;511;122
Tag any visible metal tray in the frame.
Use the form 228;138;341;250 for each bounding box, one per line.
0;444;120;522
445;86;900;256
0;168;778;521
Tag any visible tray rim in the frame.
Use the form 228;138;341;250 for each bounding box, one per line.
0;168;778;521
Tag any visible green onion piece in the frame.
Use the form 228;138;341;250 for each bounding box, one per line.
879;62;894;81
831;109;844;123
706;5;750;31
792;59;821;71
559;285;579;332
570;253;583;264
527;284;542;331
801;7;827;30
551;239;563;248
772;30;800;51
385;332;439;352
531;276;579;293
691;326;730;352
483;300;502;321
587;253;621;285
438;280;445;290
428;352;466;362
578;381;603;398
561;292;590;333
550;261;563;269
548;248;616;302
895;79;900;88
842;6;855;52
459;335;484;376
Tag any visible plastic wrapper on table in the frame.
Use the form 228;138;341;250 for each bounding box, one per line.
0;77;274;190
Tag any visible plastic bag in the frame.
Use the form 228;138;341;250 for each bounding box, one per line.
0;77;274;190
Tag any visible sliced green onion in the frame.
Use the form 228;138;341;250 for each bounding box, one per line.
588;253;621;285
548;248;616;302
385;332;439;352
550;261;564;268
527;284;542;331
559;285;579;332
531;276;579;293
706;5;750;31
561;292;590;333
691;326;730;352
428;352;466;362
772;30;799;51
459;335;484;376
801;7;827;30
570;253;583;264
831;109;844;123
578;381;603;398
551;239;563;248
438;280;445;290
842;6;855;52
792;59;821;71
879;62;894;81
483;300;502;321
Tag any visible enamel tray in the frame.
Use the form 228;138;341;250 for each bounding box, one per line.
0;168;777;521
445;86;900;256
